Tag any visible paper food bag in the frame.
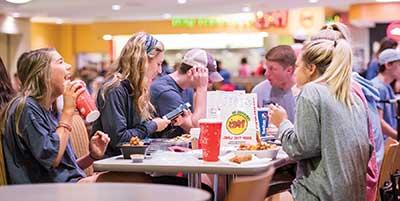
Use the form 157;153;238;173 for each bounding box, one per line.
207;91;258;147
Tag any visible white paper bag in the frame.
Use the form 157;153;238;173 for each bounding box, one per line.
207;91;258;147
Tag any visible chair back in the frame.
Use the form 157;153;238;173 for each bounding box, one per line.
377;138;399;201
226;167;275;201
70;113;93;176
0;134;7;185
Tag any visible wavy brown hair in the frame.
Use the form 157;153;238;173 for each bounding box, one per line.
102;32;164;120
0;57;15;111
1;48;55;136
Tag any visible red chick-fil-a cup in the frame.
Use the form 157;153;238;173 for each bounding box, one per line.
75;81;100;123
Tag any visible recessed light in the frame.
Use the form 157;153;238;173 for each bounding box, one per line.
5;0;32;4
103;34;113;41
242;6;251;13
309;0;319;3
177;0;186;4
112;4;121;11
55;19;63;24
163;13;172;19
11;12;21;18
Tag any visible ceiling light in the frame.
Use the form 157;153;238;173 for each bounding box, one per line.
242;6;251;12
309;0;319;3
103;34;113;41
5;0;32;4
376;0;400;2
177;0;186;4
55;19;63;24
11;12;21;18
112;4;121;11
163;13;172;19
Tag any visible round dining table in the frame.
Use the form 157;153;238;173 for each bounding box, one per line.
0;183;211;201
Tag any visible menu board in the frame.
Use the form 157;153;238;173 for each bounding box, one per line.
207;91;258;147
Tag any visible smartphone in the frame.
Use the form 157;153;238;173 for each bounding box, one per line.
162;103;191;120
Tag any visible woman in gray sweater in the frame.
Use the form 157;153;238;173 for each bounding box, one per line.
269;26;371;200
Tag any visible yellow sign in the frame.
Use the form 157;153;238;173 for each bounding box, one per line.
226;111;249;135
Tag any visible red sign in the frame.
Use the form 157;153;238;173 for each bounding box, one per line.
387;21;400;41
255;10;288;30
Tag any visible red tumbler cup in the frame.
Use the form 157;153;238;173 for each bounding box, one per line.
199;118;222;162
75;85;100;123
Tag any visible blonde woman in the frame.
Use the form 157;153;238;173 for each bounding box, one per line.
92;32;170;157
1;48;110;184
269;30;370;200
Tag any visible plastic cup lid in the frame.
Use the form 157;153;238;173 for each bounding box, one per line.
85;110;100;123
198;118;222;124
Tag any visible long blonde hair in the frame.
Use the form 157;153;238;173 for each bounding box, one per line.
302;28;354;107
0;48;55;136
102;32;164;120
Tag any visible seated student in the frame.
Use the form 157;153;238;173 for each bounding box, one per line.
0;48;110;184
91;32;170;157
251;45;296;123
150;49;223;138
269;25;371;200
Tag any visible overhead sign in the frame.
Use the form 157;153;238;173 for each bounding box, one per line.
387;21;400;41
255;10;288;29
171;11;288;30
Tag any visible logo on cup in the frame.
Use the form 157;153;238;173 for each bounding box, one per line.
226;111;249;135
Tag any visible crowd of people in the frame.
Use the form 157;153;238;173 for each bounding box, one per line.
0;22;399;201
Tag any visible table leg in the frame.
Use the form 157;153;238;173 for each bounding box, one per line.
187;173;202;188
213;175;218;201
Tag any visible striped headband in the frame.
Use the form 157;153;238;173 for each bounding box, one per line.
144;34;158;54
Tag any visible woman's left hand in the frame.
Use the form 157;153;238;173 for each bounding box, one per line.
268;104;288;127
89;131;110;160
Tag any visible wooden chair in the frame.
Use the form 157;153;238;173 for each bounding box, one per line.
265;191;293;201
70;113;94;176
225;167;275;201
377;138;399;201
0;134;7;185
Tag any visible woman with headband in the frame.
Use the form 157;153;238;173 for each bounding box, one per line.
92;32;170;158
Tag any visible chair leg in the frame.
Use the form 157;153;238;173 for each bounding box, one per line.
380;181;394;201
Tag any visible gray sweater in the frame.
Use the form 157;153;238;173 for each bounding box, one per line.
278;83;370;201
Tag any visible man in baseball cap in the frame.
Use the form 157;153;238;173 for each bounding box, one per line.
371;48;400;140
150;48;222;137
181;48;224;83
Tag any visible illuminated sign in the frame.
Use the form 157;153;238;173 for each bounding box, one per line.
387;21;400;41
171;11;288;30
255;10;288;29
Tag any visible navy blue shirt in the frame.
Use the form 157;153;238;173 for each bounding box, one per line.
150;75;194;138
91;80;157;157
2;97;85;184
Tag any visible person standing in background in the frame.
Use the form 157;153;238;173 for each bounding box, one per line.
364;37;398;80
371;49;400;140
238;57;251;78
